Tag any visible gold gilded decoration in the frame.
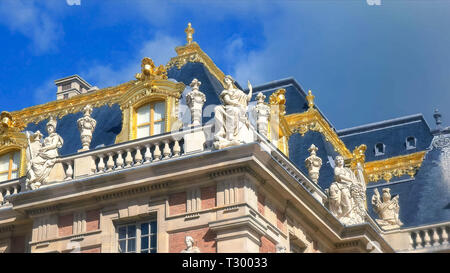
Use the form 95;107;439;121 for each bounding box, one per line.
0;112;27;177
135;57;168;82
185;22;194;45
306;90;315;109
350;144;367;170
166;23;228;88
364;151;426;182
285;108;353;160
11;81;134;125
115;61;185;143
268;89;289;156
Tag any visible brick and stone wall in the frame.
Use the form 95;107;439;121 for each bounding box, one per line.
169;192;187;215
201;185;216;210
58;214;73;237
169;227;216;253
259;236;276;253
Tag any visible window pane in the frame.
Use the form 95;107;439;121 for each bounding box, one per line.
137;125;150;139
153;122;164;135
127;238;136;252
141;223;148;235
153;102;165;121
119;240;126;253
150;249;157;253
141;249;149;253
150;221;157;234
141;236;149;250
127;225;136;238
10;171;18;179
150;235;157;249
137;105;150;125
118;227;127;239
0;173;8;182
0;154;9;172
11;152;20;170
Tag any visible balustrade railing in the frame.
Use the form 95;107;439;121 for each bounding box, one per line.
59;125;212;180
408;223;449;250
0;178;21;206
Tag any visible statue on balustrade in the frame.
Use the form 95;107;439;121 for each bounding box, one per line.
213;75;254;149
77;104;97;150
181;236;201;253
326;156;367;225
371;188;403;230
26;117;64;190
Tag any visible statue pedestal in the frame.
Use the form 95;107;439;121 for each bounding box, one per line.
184;130;206;154
46;163;66;183
214;121;255;150
74;154;96;177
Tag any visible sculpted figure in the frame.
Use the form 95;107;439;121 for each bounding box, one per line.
304;144;322;183
213;75;253;149
326;156;366;225
77;104;97;150
186;79;206;126
253;92;270;138
372;188;403;230
26;117;63;190
181;236;200;253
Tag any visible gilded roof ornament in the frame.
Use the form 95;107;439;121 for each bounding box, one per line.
185;22;195;45
306;90;315;109
135;57;168;82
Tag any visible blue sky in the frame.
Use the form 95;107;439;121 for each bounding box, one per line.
0;0;449;130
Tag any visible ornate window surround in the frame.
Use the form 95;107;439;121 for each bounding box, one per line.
0;112;27;179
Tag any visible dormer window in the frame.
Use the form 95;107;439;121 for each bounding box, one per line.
135;101;166;139
0;151;20;182
374;143;385;156
406;136;416;150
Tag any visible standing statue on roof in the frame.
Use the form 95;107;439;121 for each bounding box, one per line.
371;188;403;230
213;75;254;149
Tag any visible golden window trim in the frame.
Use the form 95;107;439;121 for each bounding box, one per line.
0;150;20;181
132;99;167;140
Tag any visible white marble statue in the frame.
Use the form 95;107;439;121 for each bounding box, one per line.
371;188;403;230
326;156;366;225
181;236;200;253
253;92;270;138
186;78;206;127
26;117;64;190
213;75;254;149
305;144;322;183
77;104;97;150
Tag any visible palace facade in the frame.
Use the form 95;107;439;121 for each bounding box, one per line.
0;24;448;253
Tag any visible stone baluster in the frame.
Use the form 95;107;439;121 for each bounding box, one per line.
442;227;449;244
125;149;133;167
144;144;152;163
414;232;423;249
135;146;143;165
116;150;124;169
163;141;171;159
65;161;73;180
106;153;115;171
173;140;181;157
423;230;431;247
153;143;161;161
0;191;3;204
409;234;415;250
3;188;10;204
432;228;440;246
12;185;18;194
97;154;106;173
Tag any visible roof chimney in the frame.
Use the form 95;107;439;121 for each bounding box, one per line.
54;75;92;100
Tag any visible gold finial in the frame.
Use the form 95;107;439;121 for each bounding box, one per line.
135;57;167;81
185;22;195;45
306;90;315;109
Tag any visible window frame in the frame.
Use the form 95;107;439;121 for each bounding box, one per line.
133;100;166;139
374;143;385;156
116;219;157;253
0;151;20;182
406;136;417;150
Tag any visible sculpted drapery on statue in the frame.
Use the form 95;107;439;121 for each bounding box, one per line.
213;75;254;149
181;236;200;253
326;156;367;225
26;117;63;190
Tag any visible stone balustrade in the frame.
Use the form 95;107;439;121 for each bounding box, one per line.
408;222;449;251
58;125;212;181
0;178;22;206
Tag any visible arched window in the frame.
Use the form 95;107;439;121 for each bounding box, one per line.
135;101;166;139
406;136;416;150
374;143;385;156
0;151;20;182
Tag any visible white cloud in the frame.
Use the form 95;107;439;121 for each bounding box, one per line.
0;0;63;54
83;33;181;88
34;79;56;105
